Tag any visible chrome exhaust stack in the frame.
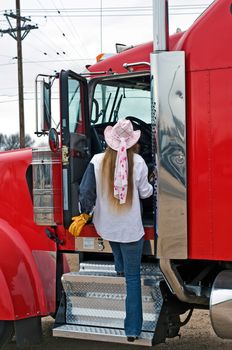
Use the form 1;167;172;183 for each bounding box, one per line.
153;0;169;52
151;0;187;260
151;1;204;306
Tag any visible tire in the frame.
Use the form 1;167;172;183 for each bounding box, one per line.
0;321;14;349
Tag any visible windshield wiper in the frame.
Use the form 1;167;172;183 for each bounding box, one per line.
113;94;123;121
109;87;120;122
102;93;112;123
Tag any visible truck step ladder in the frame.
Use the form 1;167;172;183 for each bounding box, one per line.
53;262;164;346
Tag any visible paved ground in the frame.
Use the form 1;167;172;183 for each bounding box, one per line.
5;310;232;350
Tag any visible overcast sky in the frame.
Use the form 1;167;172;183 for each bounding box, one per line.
0;0;214;139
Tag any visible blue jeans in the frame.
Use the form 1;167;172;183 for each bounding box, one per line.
109;237;144;337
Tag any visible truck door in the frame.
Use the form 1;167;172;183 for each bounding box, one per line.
59;70;90;228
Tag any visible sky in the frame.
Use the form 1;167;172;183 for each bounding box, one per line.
0;0;214;140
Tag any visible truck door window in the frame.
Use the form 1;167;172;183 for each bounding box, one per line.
68;78;83;133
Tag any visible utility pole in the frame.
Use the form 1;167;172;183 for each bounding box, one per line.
16;0;25;149
0;1;38;148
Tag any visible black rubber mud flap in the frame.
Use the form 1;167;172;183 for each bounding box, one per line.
152;281;191;345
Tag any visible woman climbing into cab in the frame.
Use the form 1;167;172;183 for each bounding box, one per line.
79;119;153;341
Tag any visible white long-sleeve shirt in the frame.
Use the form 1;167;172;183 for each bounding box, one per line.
80;152;153;243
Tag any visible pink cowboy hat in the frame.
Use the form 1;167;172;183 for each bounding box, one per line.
104;119;141;151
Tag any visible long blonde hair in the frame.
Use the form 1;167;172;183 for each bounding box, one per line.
101;145;137;212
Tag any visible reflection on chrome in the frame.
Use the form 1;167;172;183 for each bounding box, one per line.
210;270;232;339
151;51;187;259
161;143;185;187
32;148;61;225
159;63;186;188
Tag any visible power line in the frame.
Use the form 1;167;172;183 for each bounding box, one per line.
100;0;102;52
0;4;214;18
11;5;211;12
26;13;204;17
1;4;211;16
24;57;93;63
0;97;59;103
30;28;67;58
0;57;94;67
34;0;71;57
53;0;90;57
35;0;86;60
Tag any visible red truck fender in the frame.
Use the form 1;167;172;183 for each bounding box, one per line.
0;269;14;319
0;219;56;320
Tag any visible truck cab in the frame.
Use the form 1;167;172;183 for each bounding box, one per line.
30;37;189;344
1;0;232;348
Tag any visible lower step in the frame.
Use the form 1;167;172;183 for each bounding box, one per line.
53;324;154;347
62;272;163;332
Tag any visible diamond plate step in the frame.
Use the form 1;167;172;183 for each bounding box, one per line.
53;324;154;347
53;262;164;345
61;262;163;334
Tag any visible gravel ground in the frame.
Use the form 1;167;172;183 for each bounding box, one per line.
5;310;232;350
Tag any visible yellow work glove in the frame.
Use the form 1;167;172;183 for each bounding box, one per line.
68;213;91;237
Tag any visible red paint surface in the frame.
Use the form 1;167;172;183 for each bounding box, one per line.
89;32;183;74
177;0;232;259
0;149;56;319
88;0;232;261
80;224;154;241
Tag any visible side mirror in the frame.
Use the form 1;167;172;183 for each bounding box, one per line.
48;128;59;152
40;80;51;132
35;75;53;135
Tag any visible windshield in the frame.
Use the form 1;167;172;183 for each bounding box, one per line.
91;83;151;125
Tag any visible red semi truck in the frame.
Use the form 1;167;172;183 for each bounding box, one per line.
1;0;232;347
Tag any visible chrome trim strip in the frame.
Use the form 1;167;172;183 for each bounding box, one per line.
32;148;61;225
151;51;187;259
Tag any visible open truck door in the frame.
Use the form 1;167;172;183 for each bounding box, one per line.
59;70;90;228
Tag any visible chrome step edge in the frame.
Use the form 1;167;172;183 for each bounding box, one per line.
79;261;163;277
53;324;153;347
62;273;162;286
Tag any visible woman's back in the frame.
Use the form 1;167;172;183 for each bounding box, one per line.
91;152;152;243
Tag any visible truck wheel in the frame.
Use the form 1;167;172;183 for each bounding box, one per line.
0;321;14;348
